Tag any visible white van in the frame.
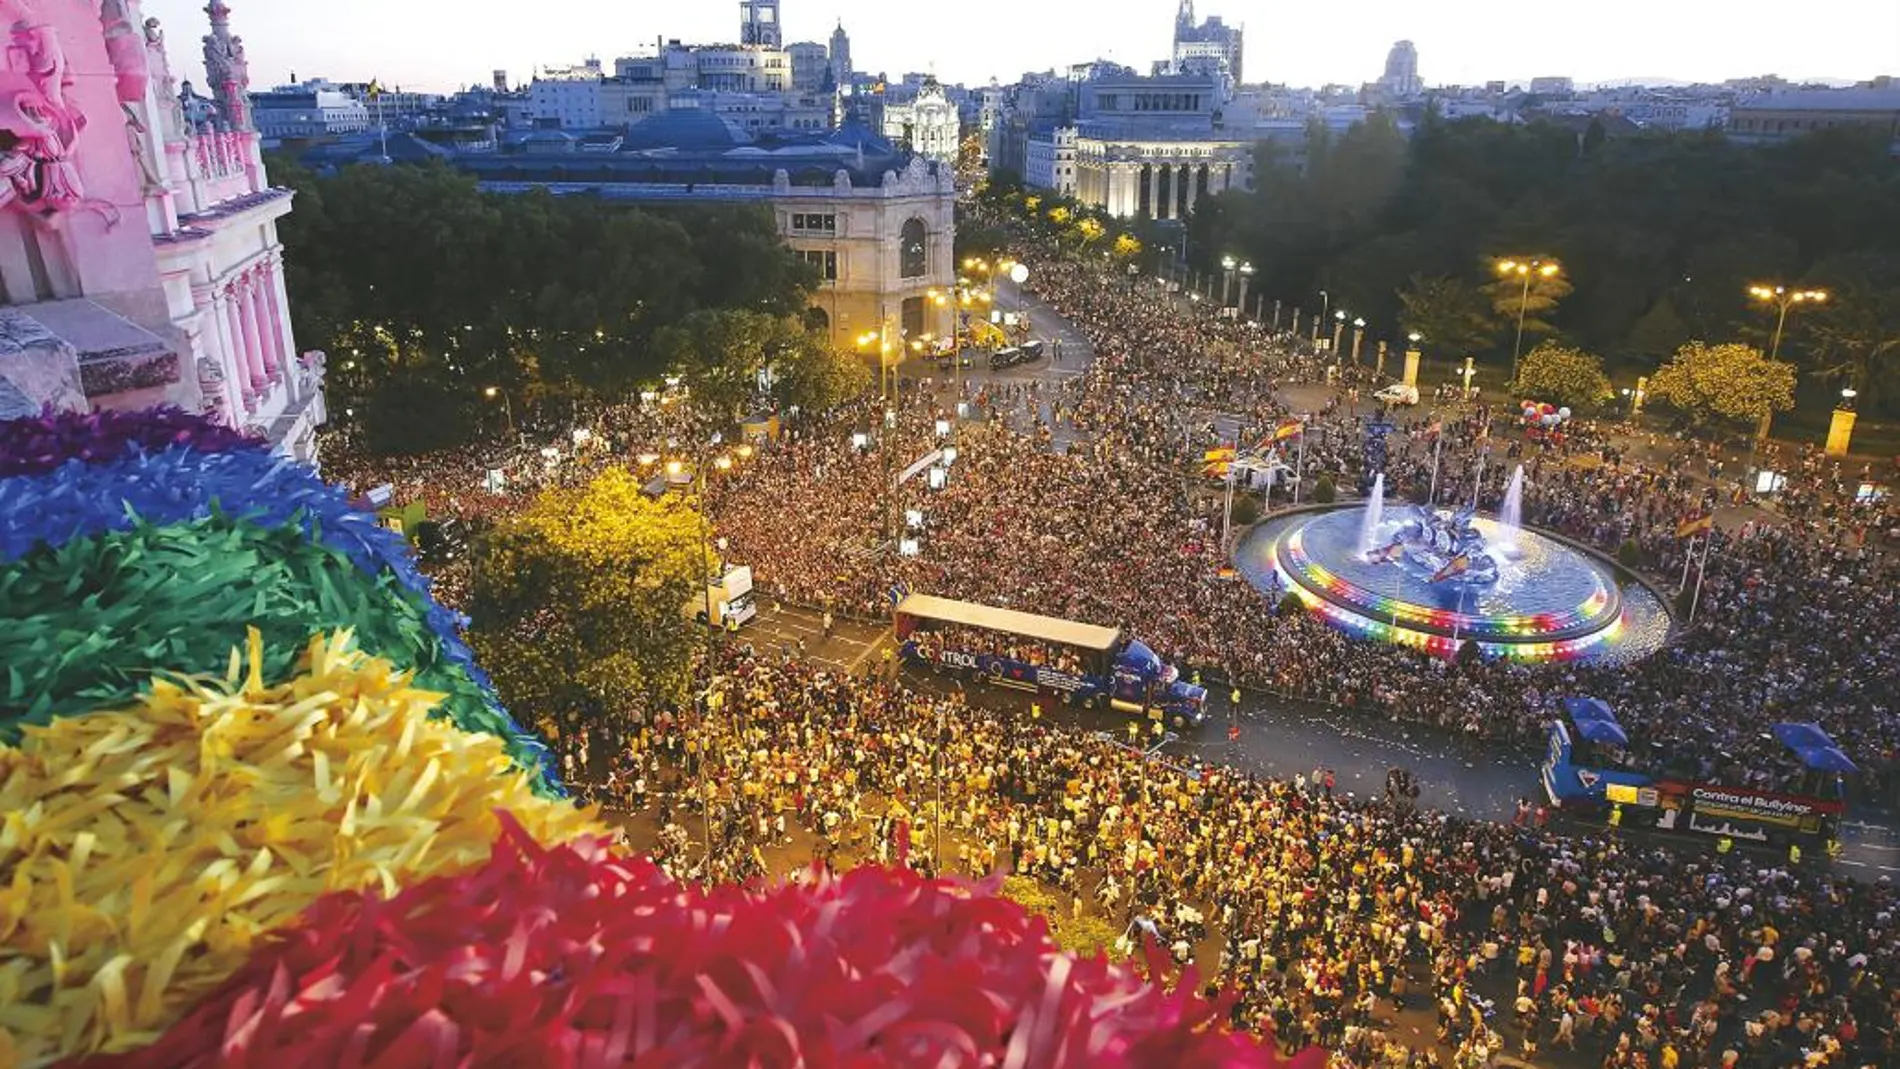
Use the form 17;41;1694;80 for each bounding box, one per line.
1374;384;1420;407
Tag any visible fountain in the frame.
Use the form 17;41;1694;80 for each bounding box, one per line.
1239;498;1673;664
1498;466;1526;552
1357;473;1386;556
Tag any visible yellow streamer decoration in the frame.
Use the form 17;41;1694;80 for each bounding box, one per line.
0;630;602;1066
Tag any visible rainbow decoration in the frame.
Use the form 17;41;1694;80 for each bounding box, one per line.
1273;525;1626;664
0;408;1302;1069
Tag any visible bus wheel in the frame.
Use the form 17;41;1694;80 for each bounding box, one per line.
1060;690;1074;707
1086;694;1104;711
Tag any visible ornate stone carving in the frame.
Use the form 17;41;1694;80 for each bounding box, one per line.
142;18;185;140
200;0;251;131
0;12;119;225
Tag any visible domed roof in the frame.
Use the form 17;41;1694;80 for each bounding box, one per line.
623;108;751;151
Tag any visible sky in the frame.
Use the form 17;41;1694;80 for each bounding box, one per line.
144;0;1900;95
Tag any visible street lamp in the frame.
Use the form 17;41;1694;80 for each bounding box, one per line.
1221;255;1238;307
1746;284;1829;444
1747;284;1829;362
1331;309;1347;361
482;385;518;440
1351;317;1366;366
1498;257;1561;383
1238;261;1255;318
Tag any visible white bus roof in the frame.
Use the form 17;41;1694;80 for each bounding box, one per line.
894;594;1122;652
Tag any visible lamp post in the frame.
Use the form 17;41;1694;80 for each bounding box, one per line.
1497;258;1560;384
1237;261;1254;318
482;385;518;441
1746;284;1828;445
1749;284;1829;362
1221;255;1238;307
1331;310;1347;362
1404;331;1423;388
1351;317;1366;366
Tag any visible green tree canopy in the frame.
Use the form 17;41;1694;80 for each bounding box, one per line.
271;158;816;453
468;468;705;719
1648;341;1796;430
1513;342;1613;410
1398;274;1495;357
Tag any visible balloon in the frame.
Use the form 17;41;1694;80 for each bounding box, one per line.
1540;403;1556;415
1543;414;1561;427
1557;407;1572;419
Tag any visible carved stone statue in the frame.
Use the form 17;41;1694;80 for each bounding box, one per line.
0;14;122;226
200;0;251;131
143;17;185;141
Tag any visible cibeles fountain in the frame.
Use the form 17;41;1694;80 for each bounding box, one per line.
1238;466;1671;663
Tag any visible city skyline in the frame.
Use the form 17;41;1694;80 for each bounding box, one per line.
143;0;1898;94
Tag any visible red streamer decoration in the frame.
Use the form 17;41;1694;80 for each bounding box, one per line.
70;814;1321;1069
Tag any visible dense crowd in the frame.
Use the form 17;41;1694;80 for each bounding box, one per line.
561;645;1898;1069
305;213;1900;1067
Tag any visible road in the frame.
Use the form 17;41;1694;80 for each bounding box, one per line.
861;278;1900;875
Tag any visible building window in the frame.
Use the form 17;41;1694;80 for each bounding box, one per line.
791;212;837;234
899;218;928;279
799;249;838;280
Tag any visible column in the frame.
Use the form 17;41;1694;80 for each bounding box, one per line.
247;273;280;383
221;289;259;403
234;281;268;399
265;255;299;397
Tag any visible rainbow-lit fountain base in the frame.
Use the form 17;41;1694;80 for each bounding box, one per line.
1237;506;1672;663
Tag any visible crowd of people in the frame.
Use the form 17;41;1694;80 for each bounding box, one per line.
310;204;1900;1066
560;642;1898;1069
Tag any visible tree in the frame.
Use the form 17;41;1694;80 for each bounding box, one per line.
1623;296;1692;366
1397;275;1495;357
1512;342;1613;410
1801;252;1900;415
1111;233;1143;261
1648;341;1796;430
468;468;704;719
655;309;811;418
1480;258;1573;341
773;328;872;414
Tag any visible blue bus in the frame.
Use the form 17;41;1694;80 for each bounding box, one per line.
1543;698;1850;846
894;593;1207;725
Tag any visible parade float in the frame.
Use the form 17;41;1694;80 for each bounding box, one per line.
0;408;1306;1069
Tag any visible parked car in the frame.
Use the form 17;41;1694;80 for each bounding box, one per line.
937;349;977;371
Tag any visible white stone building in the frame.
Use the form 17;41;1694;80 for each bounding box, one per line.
1023;126;1078;197
880;77;961;164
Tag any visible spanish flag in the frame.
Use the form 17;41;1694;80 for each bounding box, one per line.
1271;419;1304;442
1676;514;1714;539
366;79;384;100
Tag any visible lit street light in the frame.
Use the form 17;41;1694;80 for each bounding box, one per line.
1498;257;1561;384
1351;317;1366;366
1747;283;1829;444
1747;284;1829;362
1331;309;1347;362
482;385;518;441
1237;261;1255;319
